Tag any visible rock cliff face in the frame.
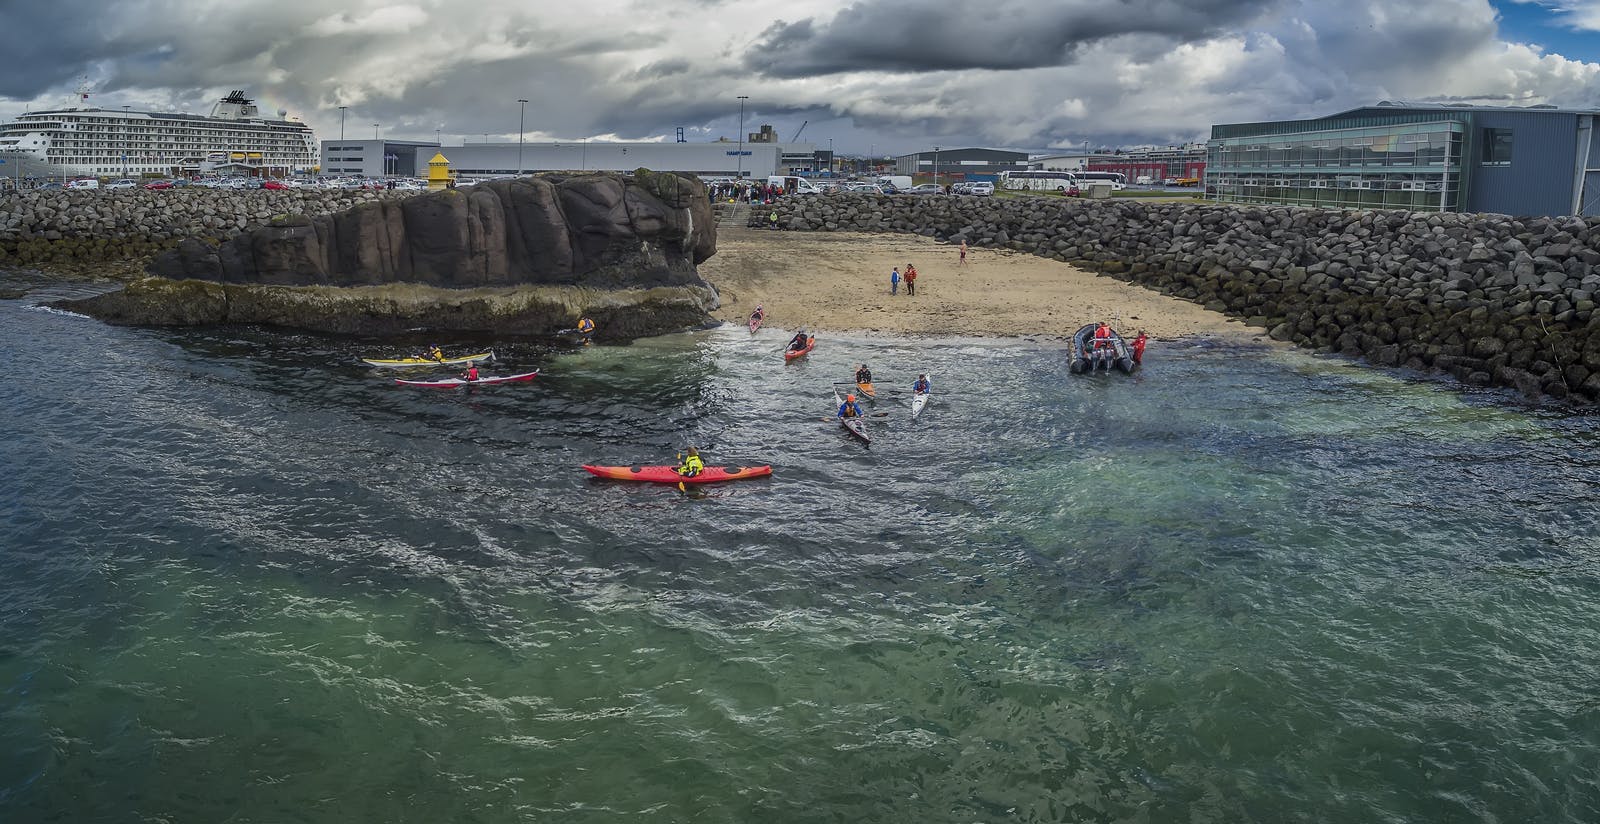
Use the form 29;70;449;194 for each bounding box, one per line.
149;170;716;290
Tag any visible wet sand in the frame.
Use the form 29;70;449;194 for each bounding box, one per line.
699;228;1255;340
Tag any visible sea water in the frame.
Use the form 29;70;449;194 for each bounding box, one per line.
2;283;1599;822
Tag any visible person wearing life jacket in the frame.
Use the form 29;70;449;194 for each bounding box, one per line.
838;394;863;418
913;374;930;394
461;364;480;382
1093;322;1111;348
677;447;704;477
1132;331;1148;365
789;330;810;352
577;316;596;335
855;364;872;385
426;344;444;362
768;210;780;230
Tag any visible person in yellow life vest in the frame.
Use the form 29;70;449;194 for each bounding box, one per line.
677;447;704;477
426;344;444;362
577;317;596;335
838;394;863;418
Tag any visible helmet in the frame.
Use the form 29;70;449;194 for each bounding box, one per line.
846;394;856;401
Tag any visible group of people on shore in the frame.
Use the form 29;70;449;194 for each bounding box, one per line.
889;263;919;296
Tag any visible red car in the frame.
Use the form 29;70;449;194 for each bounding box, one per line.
144;180;174;190
261;180;289;190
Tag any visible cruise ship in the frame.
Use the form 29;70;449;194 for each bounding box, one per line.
0;89;317;179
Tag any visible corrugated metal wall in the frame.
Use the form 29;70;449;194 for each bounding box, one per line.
1463;111;1578;217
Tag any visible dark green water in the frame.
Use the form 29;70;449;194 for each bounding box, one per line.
3;287;1599;822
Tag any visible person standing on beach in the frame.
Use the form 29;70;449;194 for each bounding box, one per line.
904;263;918;296
890;267;900;295
959;241;968;265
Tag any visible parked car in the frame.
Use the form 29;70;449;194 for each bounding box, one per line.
35;182;63;191
66;178;100;190
106;179;137;190
261;180;289;190
144;179;174;190
907;183;944;195
968;181;995;196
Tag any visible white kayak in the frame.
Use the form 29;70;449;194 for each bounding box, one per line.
911;374;932;419
394;369;539;388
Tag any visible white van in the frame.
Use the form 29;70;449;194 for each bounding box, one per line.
875;175;913;192
66;178;100;190
1135;175;1154;186
767;175;825;195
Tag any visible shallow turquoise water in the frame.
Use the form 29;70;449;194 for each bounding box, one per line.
2;290;1599;822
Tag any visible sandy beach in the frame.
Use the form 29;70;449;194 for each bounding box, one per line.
699;227;1254;341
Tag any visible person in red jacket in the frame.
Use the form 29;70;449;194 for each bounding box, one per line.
1132;331;1148;364
461;364;480;382
904;262;918;296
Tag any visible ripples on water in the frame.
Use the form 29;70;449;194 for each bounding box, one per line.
3;288;1600;822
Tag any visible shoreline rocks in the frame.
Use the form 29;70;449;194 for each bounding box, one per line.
758;194;1600;406
58;278;720;339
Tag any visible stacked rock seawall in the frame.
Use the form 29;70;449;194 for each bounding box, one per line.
759;194;1600;405
0;188;415;266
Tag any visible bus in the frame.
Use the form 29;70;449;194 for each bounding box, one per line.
998;170;1081;193
1076;171;1127;190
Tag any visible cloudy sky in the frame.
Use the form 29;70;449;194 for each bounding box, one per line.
1;0;1598;155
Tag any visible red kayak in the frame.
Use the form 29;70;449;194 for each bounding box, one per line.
395;369;539;388
748;309;765;333
582;464;773;484
784;335;815;361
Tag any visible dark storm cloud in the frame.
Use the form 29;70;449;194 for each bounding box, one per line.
742;0;1280;76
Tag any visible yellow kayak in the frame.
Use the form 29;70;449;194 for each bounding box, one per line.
361;350;494;368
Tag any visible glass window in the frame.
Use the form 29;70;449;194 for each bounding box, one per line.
1482;128;1512;166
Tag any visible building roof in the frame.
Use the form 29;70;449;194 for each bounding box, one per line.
1213;101;1600;140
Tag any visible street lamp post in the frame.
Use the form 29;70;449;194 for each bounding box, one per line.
735;95;748;180
517;98;528;177
933;145;940;189
828;137;833;174
338;106;347;142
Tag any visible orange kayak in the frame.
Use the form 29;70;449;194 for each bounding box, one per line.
784;335;815;361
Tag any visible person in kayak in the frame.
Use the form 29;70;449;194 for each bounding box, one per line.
676;447;704;478
425;344;444;362
855;364;872;384
461;364;480;382
789;330;810;352
838;394;863;418
577;316;596;335
913;374;930;394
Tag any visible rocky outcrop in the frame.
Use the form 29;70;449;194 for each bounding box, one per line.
148;171;717;291
60;277;720;338
0;188;412;265
761;193;1600;405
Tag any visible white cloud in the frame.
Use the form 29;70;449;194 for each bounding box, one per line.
0;0;1597;154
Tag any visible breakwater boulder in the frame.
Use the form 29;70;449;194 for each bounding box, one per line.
761;193;1600;405
148;170;716;290
0;187;412;266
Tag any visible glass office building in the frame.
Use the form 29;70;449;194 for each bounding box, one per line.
1208;122;1462;211
1207;104;1600;216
